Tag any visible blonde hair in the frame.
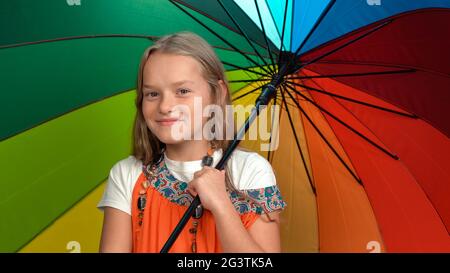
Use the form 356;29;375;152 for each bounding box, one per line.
132;32;274;220
133;31;239;191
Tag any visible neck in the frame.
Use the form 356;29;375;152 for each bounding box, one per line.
165;140;210;161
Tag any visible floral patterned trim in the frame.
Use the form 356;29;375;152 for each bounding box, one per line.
141;161;287;215
142;160;193;206
229;186;287;215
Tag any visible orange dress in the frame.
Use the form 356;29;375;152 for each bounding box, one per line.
131;159;286;253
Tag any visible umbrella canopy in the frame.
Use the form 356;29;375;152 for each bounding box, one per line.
1;0;449;253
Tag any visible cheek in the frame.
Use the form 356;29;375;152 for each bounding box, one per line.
141;102;159;131
142;100;156;119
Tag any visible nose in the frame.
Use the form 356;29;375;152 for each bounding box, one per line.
158;93;175;114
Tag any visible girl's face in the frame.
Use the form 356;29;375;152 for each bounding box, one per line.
142;51;213;145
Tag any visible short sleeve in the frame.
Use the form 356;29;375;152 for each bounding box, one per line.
230;185;287;215
227;150;287;216
97;156;141;215
228;150;277;190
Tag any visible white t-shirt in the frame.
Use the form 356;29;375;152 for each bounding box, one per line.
97;149;277;215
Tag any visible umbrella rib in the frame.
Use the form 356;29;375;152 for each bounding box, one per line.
217;0;274;75
232;83;299;108
324;83;405;159
285;80;418;119
277;95;306;108
276;0;290;68
237;63;269;89
232;83;264;102
284;82;399;160
0;34;270;59
266;89;277;163
293;0;336;57
253;0;278;73
0;34;159;49
173;0;277;59
173;0;242;34
279;0;336;76
290;19;393;75
212;45;272;58
229;78;270;83
169;0;272;75
271;102;283;163
222;61;267;77
232;83;304;107
279;85;317;194
241;70;266;88
314;59;450;78
232;73;268;100
266;87;293;163
282;83;363;185
232;81;304;107
287;68;417;80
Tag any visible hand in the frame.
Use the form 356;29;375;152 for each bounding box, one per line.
188;166;230;213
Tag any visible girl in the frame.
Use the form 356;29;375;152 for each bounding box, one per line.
97;32;286;253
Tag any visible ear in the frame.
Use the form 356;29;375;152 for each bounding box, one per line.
217;80;228;104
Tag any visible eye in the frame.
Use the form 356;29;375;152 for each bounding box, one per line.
177;88;191;95
144;91;159;99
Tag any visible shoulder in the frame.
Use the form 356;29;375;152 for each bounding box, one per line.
111;155;142;174
109;155;143;188
97;156;143;215
227;148;276;190
230;148;273;167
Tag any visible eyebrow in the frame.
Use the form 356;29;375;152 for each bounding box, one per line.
143;80;194;89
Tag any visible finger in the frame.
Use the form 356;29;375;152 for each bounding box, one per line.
202;166;219;173
188;188;197;196
194;167;208;177
202;166;220;174
193;170;204;179
188;183;198;196
193;167;215;178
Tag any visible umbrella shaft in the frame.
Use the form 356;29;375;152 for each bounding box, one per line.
160;83;278;253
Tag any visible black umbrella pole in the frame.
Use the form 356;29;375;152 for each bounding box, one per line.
160;82;278;253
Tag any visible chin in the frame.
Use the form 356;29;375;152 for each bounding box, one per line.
159;138;185;145
152;131;187;145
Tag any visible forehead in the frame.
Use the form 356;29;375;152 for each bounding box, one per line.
143;52;204;85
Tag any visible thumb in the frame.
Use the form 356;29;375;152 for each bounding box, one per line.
188;182;198;196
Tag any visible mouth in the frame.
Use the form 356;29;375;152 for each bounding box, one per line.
155;118;181;126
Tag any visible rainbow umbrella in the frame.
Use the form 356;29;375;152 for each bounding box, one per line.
1;0;449;253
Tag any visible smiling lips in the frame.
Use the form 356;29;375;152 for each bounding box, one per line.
156;118;180;126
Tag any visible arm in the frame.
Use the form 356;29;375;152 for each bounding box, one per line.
212;202;281;253
99;207;132;253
